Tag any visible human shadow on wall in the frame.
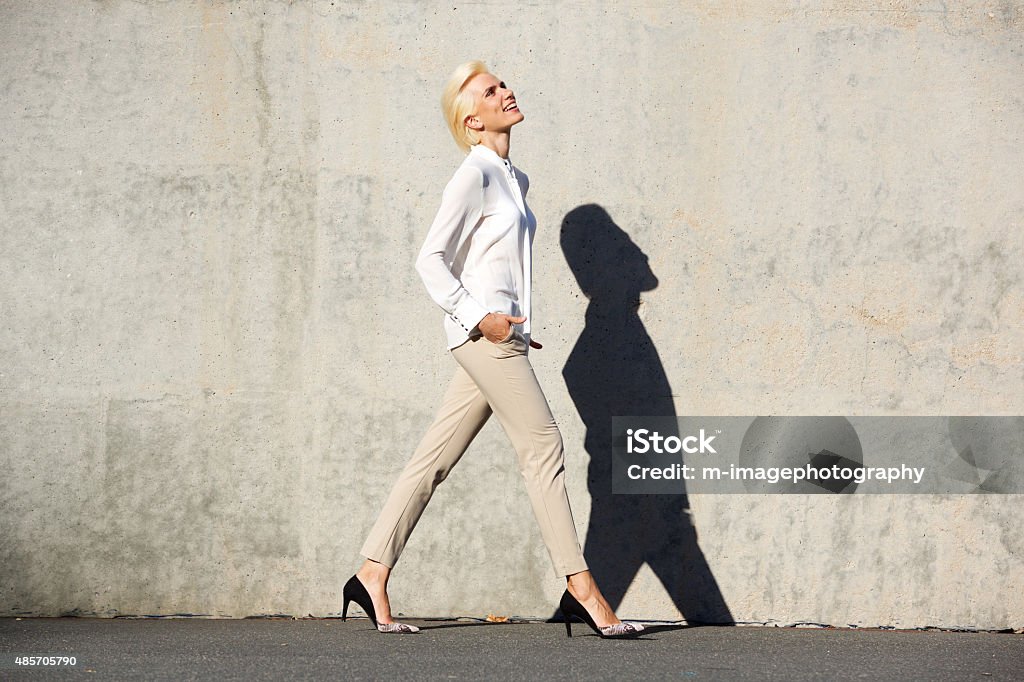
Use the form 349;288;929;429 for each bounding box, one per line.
556;204;733;625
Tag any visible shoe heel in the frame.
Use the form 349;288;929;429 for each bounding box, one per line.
342;575;378;628
342;573;420;634
560;589;599;637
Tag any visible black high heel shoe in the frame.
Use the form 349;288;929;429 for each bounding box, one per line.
559;589;645;638
342;575;420;634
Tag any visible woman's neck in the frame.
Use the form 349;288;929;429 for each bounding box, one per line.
477;131;512;159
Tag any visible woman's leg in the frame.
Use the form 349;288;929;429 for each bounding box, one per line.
356;362;491;621
451;332;626;627
451;331;590;578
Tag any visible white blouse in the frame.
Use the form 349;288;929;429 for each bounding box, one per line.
415;143;538;349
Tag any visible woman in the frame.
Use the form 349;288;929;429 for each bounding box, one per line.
342;61;644;638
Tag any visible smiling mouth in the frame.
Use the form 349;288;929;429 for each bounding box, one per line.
503;102;518;112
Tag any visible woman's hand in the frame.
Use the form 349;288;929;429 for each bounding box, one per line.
479;313;527;343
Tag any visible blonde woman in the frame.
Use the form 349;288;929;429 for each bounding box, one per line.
342;61;644;638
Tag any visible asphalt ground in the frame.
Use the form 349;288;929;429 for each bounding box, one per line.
1;617;1022;680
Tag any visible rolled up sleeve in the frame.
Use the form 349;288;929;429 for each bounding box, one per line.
415;165;490;333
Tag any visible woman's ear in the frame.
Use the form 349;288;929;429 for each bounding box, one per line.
464;114;482;132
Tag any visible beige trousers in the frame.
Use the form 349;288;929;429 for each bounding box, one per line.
359;326;589;578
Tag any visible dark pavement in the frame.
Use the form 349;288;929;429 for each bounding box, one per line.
1;616;1021;680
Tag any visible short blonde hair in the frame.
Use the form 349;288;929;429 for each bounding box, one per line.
441;60;490;153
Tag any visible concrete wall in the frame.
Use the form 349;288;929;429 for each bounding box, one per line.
1;1;1021;628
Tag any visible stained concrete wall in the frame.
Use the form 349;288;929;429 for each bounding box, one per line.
1;1;1022;628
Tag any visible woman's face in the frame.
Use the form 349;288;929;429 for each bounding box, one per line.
464;72;524;133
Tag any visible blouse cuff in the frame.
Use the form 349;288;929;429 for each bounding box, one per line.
452;295;491;334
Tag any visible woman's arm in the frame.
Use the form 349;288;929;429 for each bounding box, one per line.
414;165;491;334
